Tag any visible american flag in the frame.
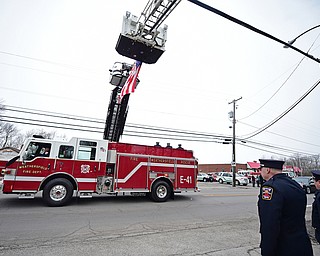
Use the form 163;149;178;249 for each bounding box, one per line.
120;60;142;102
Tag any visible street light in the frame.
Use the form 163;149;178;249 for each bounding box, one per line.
283;24;320;48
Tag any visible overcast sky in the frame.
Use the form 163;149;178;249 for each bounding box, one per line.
1;0;320;164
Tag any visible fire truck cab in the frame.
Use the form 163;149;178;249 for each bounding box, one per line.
1;136;198;206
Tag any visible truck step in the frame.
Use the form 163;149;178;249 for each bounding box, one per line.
18;193;35;199
79;192;93;198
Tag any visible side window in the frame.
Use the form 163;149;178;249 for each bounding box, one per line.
58;145;74;159
77;140;97;160
23;142;51;160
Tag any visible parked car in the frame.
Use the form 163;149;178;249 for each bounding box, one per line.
197;172;213;182
216;172;249;186
216;172;232;184
293;176;316;194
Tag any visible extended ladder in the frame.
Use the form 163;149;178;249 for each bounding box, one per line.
138;0;182;38
103;87;129;142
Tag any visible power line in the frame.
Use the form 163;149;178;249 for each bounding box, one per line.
239;56;305;120
7;104;315;146
1;115;227;143
240;139;317;156
239;31;320;121
5;105;102;123
0;62;105;82
0;117;226;144
0;116;305;156
184;0;320;143
0;50;106;75
1;112;318;157
3;105;230;140
238;143;294;159
239;121;320;148
241;78;320;139
187;0;320;64
3;104;319;154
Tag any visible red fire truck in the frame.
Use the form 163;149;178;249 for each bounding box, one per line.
1;136;198;206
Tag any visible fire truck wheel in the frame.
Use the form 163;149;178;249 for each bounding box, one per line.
151;180;171;202
43;178;73;207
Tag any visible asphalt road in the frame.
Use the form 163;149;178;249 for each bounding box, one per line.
0;182;319;255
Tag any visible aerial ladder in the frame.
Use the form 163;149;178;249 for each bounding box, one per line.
103;62;139;142
104;0;181;142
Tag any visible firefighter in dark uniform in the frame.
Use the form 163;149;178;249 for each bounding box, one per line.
258;159;313;256
311;170;320;244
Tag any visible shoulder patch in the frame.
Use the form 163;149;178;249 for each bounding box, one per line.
261;186;273;200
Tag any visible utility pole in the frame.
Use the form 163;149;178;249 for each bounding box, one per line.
228;97;242;187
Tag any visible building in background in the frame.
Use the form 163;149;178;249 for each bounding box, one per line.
0;147;19;160
247;161;260;172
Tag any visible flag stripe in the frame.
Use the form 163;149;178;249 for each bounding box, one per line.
120;61;142;102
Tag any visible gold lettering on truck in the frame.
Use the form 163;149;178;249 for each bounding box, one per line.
151;158;174;164
19;164;46;174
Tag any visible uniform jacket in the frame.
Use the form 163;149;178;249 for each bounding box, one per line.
312;190;320;229
312;190;320;243
258;173;313;256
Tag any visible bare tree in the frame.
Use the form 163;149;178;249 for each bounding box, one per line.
0;100;19;148
312;154;320;170
0;100;4;114
25;129;56;139
0;122;18;148
0;100;66;149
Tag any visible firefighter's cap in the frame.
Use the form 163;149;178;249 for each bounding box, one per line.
311;170;320;181
259;159;284;170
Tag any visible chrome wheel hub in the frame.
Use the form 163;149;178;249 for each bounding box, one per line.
156;185;167;199
50;185;67;201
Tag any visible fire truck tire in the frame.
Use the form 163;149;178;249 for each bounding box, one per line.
151;180;171;202
43;178;73;207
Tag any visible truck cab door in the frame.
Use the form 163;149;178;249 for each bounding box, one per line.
54;145;75;174
72;140;101;191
